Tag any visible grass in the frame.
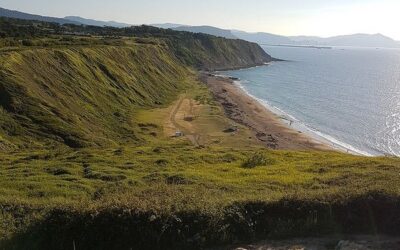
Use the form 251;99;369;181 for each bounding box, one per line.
1;144;399;249
1;80;399;248
0;41;190;149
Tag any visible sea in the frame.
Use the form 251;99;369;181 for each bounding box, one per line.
224;45;400;156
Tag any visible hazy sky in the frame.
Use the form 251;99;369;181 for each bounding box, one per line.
2;0;400;40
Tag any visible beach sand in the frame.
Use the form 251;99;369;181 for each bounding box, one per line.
202;73;333;151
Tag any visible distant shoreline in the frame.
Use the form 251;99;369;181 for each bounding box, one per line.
262;44;333;49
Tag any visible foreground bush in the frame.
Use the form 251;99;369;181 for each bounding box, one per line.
1;192;399;250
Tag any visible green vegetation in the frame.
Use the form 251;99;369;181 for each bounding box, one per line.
0;17;399;249
0;43;189;148
242;152;274;168
0;17;272;70
1;144;399;249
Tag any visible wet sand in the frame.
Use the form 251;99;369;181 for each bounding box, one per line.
202;74;333;151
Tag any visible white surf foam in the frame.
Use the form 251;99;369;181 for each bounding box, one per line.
231;79;374;156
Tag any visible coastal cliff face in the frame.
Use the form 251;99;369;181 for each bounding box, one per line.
0;18;272;149
166;33;272;70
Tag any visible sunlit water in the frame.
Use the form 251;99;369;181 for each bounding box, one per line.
225;46;400;156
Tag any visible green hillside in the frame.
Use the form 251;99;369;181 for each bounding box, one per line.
0;18;272;149
0;17;399;250
0;44;189;149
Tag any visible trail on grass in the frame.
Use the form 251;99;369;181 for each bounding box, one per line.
169;95;201;146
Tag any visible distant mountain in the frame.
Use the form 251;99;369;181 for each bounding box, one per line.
322;33;399;48
168;24;400;48
0;7;80;25
2;7;398;48
64;16;132;27
289;35;326;45
232;30;292;45
151;23;183;29
172;25;237;39
0;7;132;28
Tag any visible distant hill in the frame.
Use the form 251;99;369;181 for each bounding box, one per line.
289;35;326;45
0;7;80;25
2;7;398;48
173;25;237;39
151;23;183;29
0;7;132;28
64;16;132;27
232;30;292;45
152;23;400;48
291;33;400;48
172;25;400;48
322;33;399;48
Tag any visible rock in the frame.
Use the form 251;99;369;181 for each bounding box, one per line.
149;215;157;222
336;240;370;250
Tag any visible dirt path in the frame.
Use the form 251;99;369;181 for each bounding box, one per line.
168;95;201;146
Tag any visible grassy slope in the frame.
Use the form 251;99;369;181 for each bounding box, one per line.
0;42;189;149
0;20;399;249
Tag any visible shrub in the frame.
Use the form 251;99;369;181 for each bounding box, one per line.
155;159;169;166
46;167;71;176
166;175;193;185
21;39;34;46
242;153;271;168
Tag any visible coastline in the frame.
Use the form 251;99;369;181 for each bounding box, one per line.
202;73;333;151
204;71;374;155
232;78;373;156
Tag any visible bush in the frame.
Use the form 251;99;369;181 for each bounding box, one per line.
46;167;71;176
21;39;34;46
242;153;271;168
155;159;169;166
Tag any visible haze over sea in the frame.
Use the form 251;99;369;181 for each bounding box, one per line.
226;46;400;156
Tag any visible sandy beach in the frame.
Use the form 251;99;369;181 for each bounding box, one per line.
202;73;333;151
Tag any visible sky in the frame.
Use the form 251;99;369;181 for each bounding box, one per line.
2;0;400;40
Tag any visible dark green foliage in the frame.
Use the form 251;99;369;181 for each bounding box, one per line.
1;193;399;250
242;152;274;168
45;167;71;176
155;159;169;166
21;39;34;46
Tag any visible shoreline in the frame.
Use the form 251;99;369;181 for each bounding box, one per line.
205;71;373;155
202;73;334;151
231;77;373;156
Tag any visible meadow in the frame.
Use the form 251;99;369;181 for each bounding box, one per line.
1;77;399;249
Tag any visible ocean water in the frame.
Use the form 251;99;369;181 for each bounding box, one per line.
225;46;400;156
